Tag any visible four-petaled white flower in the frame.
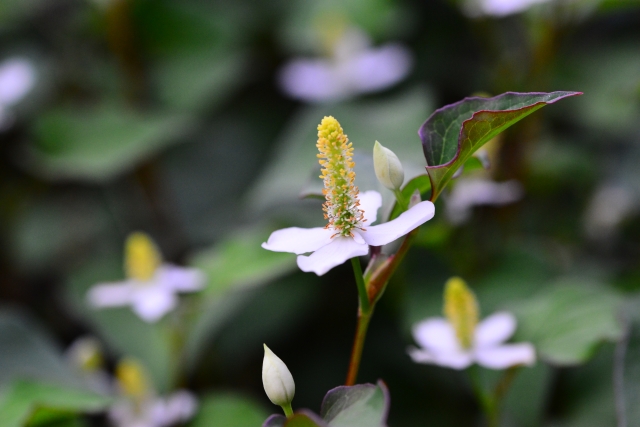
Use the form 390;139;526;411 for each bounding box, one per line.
87;232;204;323
279;27;412;103
409;311;536;370
262;190;434;276
109;390;198;427
263;116;435;276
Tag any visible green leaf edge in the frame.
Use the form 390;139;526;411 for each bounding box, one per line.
419;91;582;201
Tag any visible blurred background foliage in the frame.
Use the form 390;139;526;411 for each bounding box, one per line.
0;0;639;426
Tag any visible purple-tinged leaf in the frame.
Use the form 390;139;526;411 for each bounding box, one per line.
320;381;390;427
263;414;287;427
419;91;582;201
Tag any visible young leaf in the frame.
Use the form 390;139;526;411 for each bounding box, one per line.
320;381;390;427
419;91;582;201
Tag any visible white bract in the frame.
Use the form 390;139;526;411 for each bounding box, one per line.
445;178;523;224
262;344;295;407
463;0;552;17
0;58;36;129
87;233;204;323
409;312;535;370
262;117;434;276
109;390;197;427
279;27;412;103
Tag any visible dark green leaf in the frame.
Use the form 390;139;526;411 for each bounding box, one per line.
286;412;327;427
320;382;390;427
419;91;581;201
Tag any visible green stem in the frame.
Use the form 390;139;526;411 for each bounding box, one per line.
393;189;408;212
351;257;370;314
345;310;372;386
468;366;498;427
282;402;294;418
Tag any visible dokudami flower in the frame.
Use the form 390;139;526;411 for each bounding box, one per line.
463;0;552;17
87;232;204;323
262;116;435;276
278;26;412;103
409;277;535;370
109;358;198;427
0;57;35;130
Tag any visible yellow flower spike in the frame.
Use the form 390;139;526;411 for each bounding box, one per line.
316;116;365;238
443;277;479;349
115;358;150;400
125;232;161;282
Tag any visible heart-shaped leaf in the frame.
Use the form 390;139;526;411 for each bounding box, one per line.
419;91;582;201
262;411;328;427
320;381;390;427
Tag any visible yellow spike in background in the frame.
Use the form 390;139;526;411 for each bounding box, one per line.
125;232;161;281
115;358;150;399
443;277;479;349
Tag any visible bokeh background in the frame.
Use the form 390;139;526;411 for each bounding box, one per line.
1;0;640;426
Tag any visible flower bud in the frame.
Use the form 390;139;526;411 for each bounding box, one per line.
262;344;295;408
373;141;404;190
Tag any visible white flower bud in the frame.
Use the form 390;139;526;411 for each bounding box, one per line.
373;141;404;190
262;344;295;408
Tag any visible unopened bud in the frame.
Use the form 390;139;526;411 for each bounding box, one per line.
373;141;404;190
262;344;295;408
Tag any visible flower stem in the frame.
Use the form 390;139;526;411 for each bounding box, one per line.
282;402;294;418
345;309;372;386
393;189;408;212
351;257;370;314
468;366;499;427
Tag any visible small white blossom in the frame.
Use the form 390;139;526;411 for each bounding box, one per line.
445;178;523;224
87;233;204;323
463;0;552;17
409;312;535;370
279;27;412;103
0;58;36;129
109;390;198;427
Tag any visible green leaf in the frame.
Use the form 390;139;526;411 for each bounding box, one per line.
189;393;268;427
419;91;581;201
286;413;328;427
320;382;390;427
511;280;623;366
0;380;112;427
27;104;191;182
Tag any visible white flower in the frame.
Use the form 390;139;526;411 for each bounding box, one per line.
0;57;36;129
263;117;435;276
109;390;198;427
279;27;412;103
463;0;552;17
87;233;204;323
445;178;523;224
409;312;536;370
262;344;295;408
263;190;434;276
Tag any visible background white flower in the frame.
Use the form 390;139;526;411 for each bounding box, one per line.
463;0;553;17
409;311;536;370
87;233;205;322
109;389;198;427
0;57;36;130
445;178;523;225
278;27;412;103
262;190;434;276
